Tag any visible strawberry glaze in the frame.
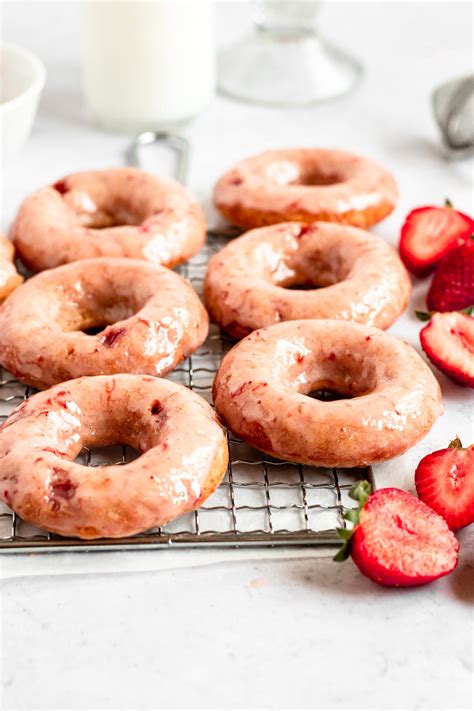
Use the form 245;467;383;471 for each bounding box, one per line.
0;375;228;539
213;320;442;467
204;222;411;338
0;257;208;389
10;167;206;272
0;235;23;303
213;149;398;229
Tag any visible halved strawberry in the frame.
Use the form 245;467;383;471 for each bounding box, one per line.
415;437;474;530
399;201;473;276
334;481;459;587
427;237;474;311
419;310;474;387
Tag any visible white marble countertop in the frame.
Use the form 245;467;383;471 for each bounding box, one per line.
1;2;473;709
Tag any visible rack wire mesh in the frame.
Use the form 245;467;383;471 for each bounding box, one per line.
0;229;374;553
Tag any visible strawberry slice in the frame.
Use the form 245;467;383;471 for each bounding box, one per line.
427;237;474;312
419;310;474;387
415;437;474;530
399;201;473;276
334;481;459;587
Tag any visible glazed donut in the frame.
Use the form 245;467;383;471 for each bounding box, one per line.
205;222;411;338
213;320;442;468
0;258;208;389
213;148;398;229
10;167;206;272
0;375;228;539
0;235;23;302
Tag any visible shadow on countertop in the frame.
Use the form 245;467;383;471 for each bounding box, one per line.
288;524;474;604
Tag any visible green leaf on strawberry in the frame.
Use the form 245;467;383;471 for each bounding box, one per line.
333;479;373;561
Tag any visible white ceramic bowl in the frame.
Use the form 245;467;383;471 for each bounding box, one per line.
1;42;46;157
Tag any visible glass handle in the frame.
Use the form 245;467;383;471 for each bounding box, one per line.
126;132;190;185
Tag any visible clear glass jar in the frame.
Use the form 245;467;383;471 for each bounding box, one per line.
218;0;362;107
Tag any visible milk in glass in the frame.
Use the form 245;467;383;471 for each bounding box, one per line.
82;0;215;131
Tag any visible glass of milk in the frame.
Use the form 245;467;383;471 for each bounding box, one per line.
82;0;216;132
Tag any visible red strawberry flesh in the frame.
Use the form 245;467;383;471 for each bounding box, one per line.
351;488;459;586
399;205;473;276
427;238;474;312
420;311;474;387
415;442;474;530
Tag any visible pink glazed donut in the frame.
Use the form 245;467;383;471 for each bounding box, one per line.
0;375;228;539
213;148;398;229
213;320;443;468
205;222;411;338
0;258;208;389
0;235;23;302
10;168;206;272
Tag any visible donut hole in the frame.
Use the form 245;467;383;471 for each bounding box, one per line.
307;389;355;401
82;323;111;336
79;202;144;230
68;307;138;336
65;183;154;230
304;379;366;400
75;444;141;467
274;253;349;290
255;236;349;291
76;416;159;456
279;275;336;290
284;283;316;291
293;168;342;187
54;280;150;335
289;353;378;400
265;160;343;187
65;392;167;461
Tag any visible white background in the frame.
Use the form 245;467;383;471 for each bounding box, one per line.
1;2;473;709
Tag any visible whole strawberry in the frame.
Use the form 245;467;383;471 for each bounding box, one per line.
399;200;473;276
427;237;474;312
415;437;474;530
418;310;474;387
335;481;459;587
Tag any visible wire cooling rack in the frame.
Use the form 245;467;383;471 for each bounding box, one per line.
0;229;374;553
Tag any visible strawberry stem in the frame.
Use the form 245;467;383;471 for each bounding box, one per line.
416;310;433;322
349;479;372;510
417;307;473;321
449;436;463;449
333;480;373;562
